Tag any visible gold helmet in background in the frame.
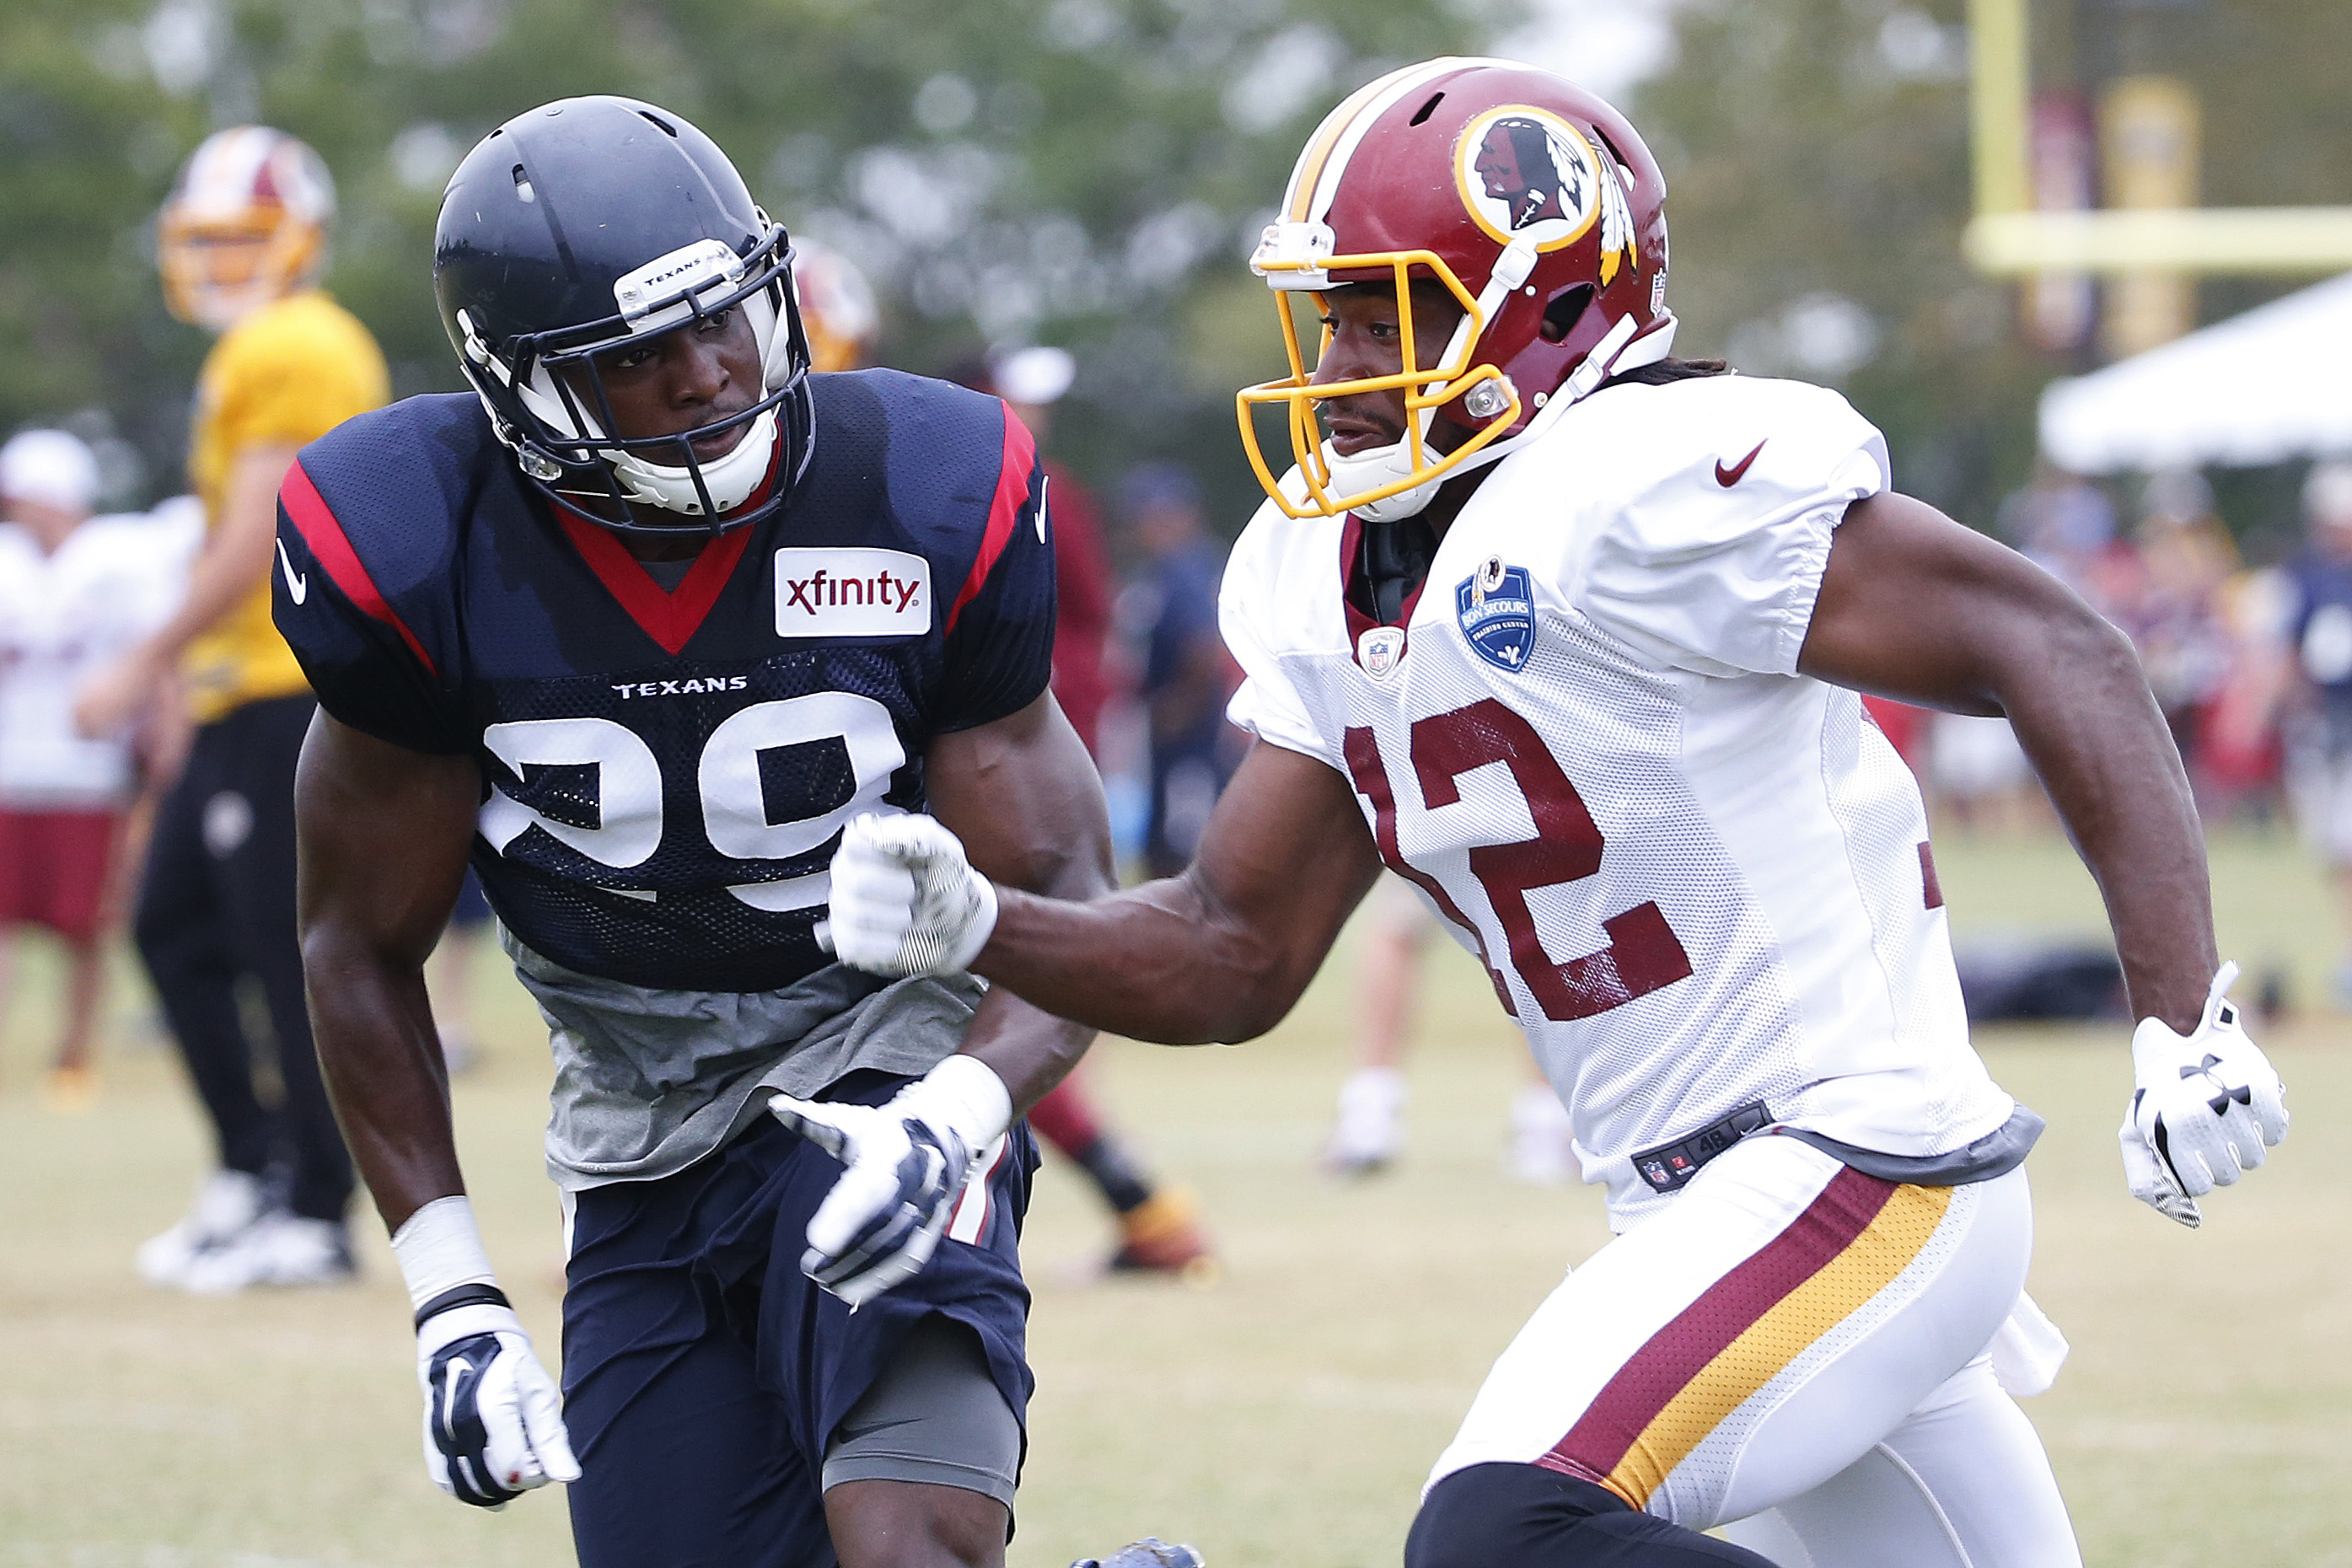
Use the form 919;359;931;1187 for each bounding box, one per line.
158;126;336;330
790;238;880;373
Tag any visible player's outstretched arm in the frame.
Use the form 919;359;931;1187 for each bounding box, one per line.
295;712;577;1504
986;737;1384;1043
1801;492;2286;1222
824;730;1385;1045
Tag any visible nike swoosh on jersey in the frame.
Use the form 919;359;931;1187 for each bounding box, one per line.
276;538;309;604
1715;440;1767;487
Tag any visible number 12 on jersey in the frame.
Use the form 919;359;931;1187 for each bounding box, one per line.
1342;698;1691;1023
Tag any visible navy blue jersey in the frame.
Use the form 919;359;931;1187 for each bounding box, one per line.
274;371;1055;992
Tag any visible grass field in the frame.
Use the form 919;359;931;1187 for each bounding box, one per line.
1;824;2346;1567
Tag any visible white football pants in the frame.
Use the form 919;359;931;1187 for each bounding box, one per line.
1426;1134;2081;1567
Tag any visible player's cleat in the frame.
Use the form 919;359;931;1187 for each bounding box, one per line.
1070;1538;1206;1568
137;1168;269;1286
1323;1065;1406;1177
180;1212;357;1294
1506;1083;1577;1187
1109;1189;1217;1282
41;1065;99;1115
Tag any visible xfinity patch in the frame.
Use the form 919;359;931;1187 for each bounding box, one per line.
1456;556;1536;672
774;549;932;639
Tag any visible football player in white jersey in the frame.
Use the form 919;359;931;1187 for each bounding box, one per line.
792;60;2288;1568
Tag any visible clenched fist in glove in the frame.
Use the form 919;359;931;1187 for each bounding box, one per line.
2120;962;2288;1227
818;814;997;978
393;1196;578;1508
769;1054;1014;1306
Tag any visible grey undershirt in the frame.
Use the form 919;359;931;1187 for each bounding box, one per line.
502;928;985;1191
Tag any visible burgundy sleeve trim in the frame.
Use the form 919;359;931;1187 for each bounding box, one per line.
945;401;1040;636
279;459;439;679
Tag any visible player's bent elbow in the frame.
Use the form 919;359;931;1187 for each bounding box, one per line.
2002;593;2145;705
1203;953;1316;1045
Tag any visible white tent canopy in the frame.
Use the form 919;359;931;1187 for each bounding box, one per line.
2038;270;2352;474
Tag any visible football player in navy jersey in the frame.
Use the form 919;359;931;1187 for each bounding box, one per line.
272;97;1114;1568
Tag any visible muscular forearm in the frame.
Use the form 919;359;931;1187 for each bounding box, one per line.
303;931;465;1233
955;851;1115;1111
980;872;1306;1046
1996;615;2215;1032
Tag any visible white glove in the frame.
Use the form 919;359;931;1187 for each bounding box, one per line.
818;814;998;977
416;1294;578;1507
392;1196;579;1508
2119;961;2289;1227
768;1054;1013;1308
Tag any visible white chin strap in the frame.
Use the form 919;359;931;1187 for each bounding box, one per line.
1329;309;1678;524
604;407;779;516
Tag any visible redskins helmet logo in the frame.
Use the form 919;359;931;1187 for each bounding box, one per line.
1454;106;1639;284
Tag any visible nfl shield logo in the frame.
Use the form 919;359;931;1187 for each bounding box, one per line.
1356;626;1406;679
1456;556;1537;673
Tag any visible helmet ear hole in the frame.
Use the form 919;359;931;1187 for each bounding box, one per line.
1540;284;1594;344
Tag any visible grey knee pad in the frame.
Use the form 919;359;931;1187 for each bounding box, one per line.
1405;1463;1780;1568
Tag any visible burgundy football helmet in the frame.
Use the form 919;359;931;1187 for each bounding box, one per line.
1237;58;1676;521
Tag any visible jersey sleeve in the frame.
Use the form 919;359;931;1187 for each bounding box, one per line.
934;409;1056;732
271;447;471;756
1572;380;1891;678
1219;512;1333;764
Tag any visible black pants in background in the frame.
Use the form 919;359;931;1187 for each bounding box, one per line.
135;695;352;1223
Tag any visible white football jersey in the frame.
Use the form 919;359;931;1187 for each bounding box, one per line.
0;511;192;808
1223;373;2015;1227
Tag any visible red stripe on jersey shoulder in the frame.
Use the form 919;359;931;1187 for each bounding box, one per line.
279;459;438;679
946;401;1039;636
557;513;754;658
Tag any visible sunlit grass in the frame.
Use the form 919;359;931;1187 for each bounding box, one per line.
0;824;2344;1565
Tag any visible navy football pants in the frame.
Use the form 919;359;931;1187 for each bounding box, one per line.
561;1074;1037;1568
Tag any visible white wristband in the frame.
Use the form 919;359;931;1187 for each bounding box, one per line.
922;1053;1015;1151
389;1195;499;1315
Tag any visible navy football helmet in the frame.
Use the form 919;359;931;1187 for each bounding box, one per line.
434;96;814;534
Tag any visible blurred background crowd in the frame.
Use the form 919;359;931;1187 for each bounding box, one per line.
6;0;2352;1189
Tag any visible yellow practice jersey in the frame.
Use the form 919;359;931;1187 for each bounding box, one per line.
182;290;388;722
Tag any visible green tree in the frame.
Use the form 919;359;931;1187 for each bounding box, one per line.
1633;0;2352;534
2;0;1519;528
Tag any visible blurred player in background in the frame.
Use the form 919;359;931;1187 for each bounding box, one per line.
277;98;1124;1565
816;59;2289;1568
76;127;389;1290
0;430;189;1109
2280;460;2352;998
1324;872;1576;1184
1120;462;1244;879
946;342;1213;1277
